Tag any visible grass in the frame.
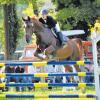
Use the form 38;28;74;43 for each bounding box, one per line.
0;87;96;100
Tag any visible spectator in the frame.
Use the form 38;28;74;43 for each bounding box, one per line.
33;9;40;19
15;66;25;91
5;66;15;91
5;66;15;83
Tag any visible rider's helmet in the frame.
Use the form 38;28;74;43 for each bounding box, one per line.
42;9;48;15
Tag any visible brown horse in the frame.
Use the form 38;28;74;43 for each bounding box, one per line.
22;17;87;92
22;16;83;63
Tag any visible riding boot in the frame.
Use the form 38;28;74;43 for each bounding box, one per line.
57;32;65;45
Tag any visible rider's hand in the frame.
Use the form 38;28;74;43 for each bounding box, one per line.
44;24;48;28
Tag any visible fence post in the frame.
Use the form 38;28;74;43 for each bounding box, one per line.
92;35;100;100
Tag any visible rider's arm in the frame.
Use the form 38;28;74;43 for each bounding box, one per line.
48;16;60;32
48;16;57;27
39;17;45;24
39;17;48;28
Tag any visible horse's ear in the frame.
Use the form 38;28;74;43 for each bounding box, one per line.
28;16;31;21
22;17;26;21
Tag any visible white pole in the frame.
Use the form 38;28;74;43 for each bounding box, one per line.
92;35;100;100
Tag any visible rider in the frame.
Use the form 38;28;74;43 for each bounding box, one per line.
39;9;65;45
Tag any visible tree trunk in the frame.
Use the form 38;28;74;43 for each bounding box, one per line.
3;4;19;60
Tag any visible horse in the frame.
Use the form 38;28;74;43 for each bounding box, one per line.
22;16;83;61
22;16;88;92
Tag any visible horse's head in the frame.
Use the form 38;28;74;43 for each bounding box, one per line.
22;16;44;43
22;16;35;43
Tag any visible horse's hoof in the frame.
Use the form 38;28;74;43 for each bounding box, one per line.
43;57;49;60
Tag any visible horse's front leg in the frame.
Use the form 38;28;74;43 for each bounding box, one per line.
34;48;43;59
34;48;48;60
44;45;57;60
45;44;56;54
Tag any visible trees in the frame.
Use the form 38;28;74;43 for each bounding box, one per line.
0;0;20;60
54;0;100;40
0;0;44;60
3;4;19;59
0;7;5;51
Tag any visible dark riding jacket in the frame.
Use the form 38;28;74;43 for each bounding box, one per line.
39;16;57;29
39;16;64;44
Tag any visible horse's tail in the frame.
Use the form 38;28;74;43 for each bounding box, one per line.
75;38;83;60
76;38;83;48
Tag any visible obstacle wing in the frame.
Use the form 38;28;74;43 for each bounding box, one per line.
62;30;85;36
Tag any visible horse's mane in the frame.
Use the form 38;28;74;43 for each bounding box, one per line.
31;17;44;31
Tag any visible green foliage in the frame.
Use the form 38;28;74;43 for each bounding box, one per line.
55;0;100;27
53;0;100;40
57;7;79;29
0;0;41;52
0;0;55;55
3;4;20;59
0;7;5;50
32;0;37;10
0;0;16;5
0;0;26;5
37;0;50;10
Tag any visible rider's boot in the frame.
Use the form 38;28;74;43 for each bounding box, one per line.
57;32;66;45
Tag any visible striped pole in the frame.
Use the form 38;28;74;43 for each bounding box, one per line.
84;56;100;59
0;94;96;98
0;83;94;88
0;72;94;78
0;60;92;67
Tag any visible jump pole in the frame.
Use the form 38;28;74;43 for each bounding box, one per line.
92;35;100;100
